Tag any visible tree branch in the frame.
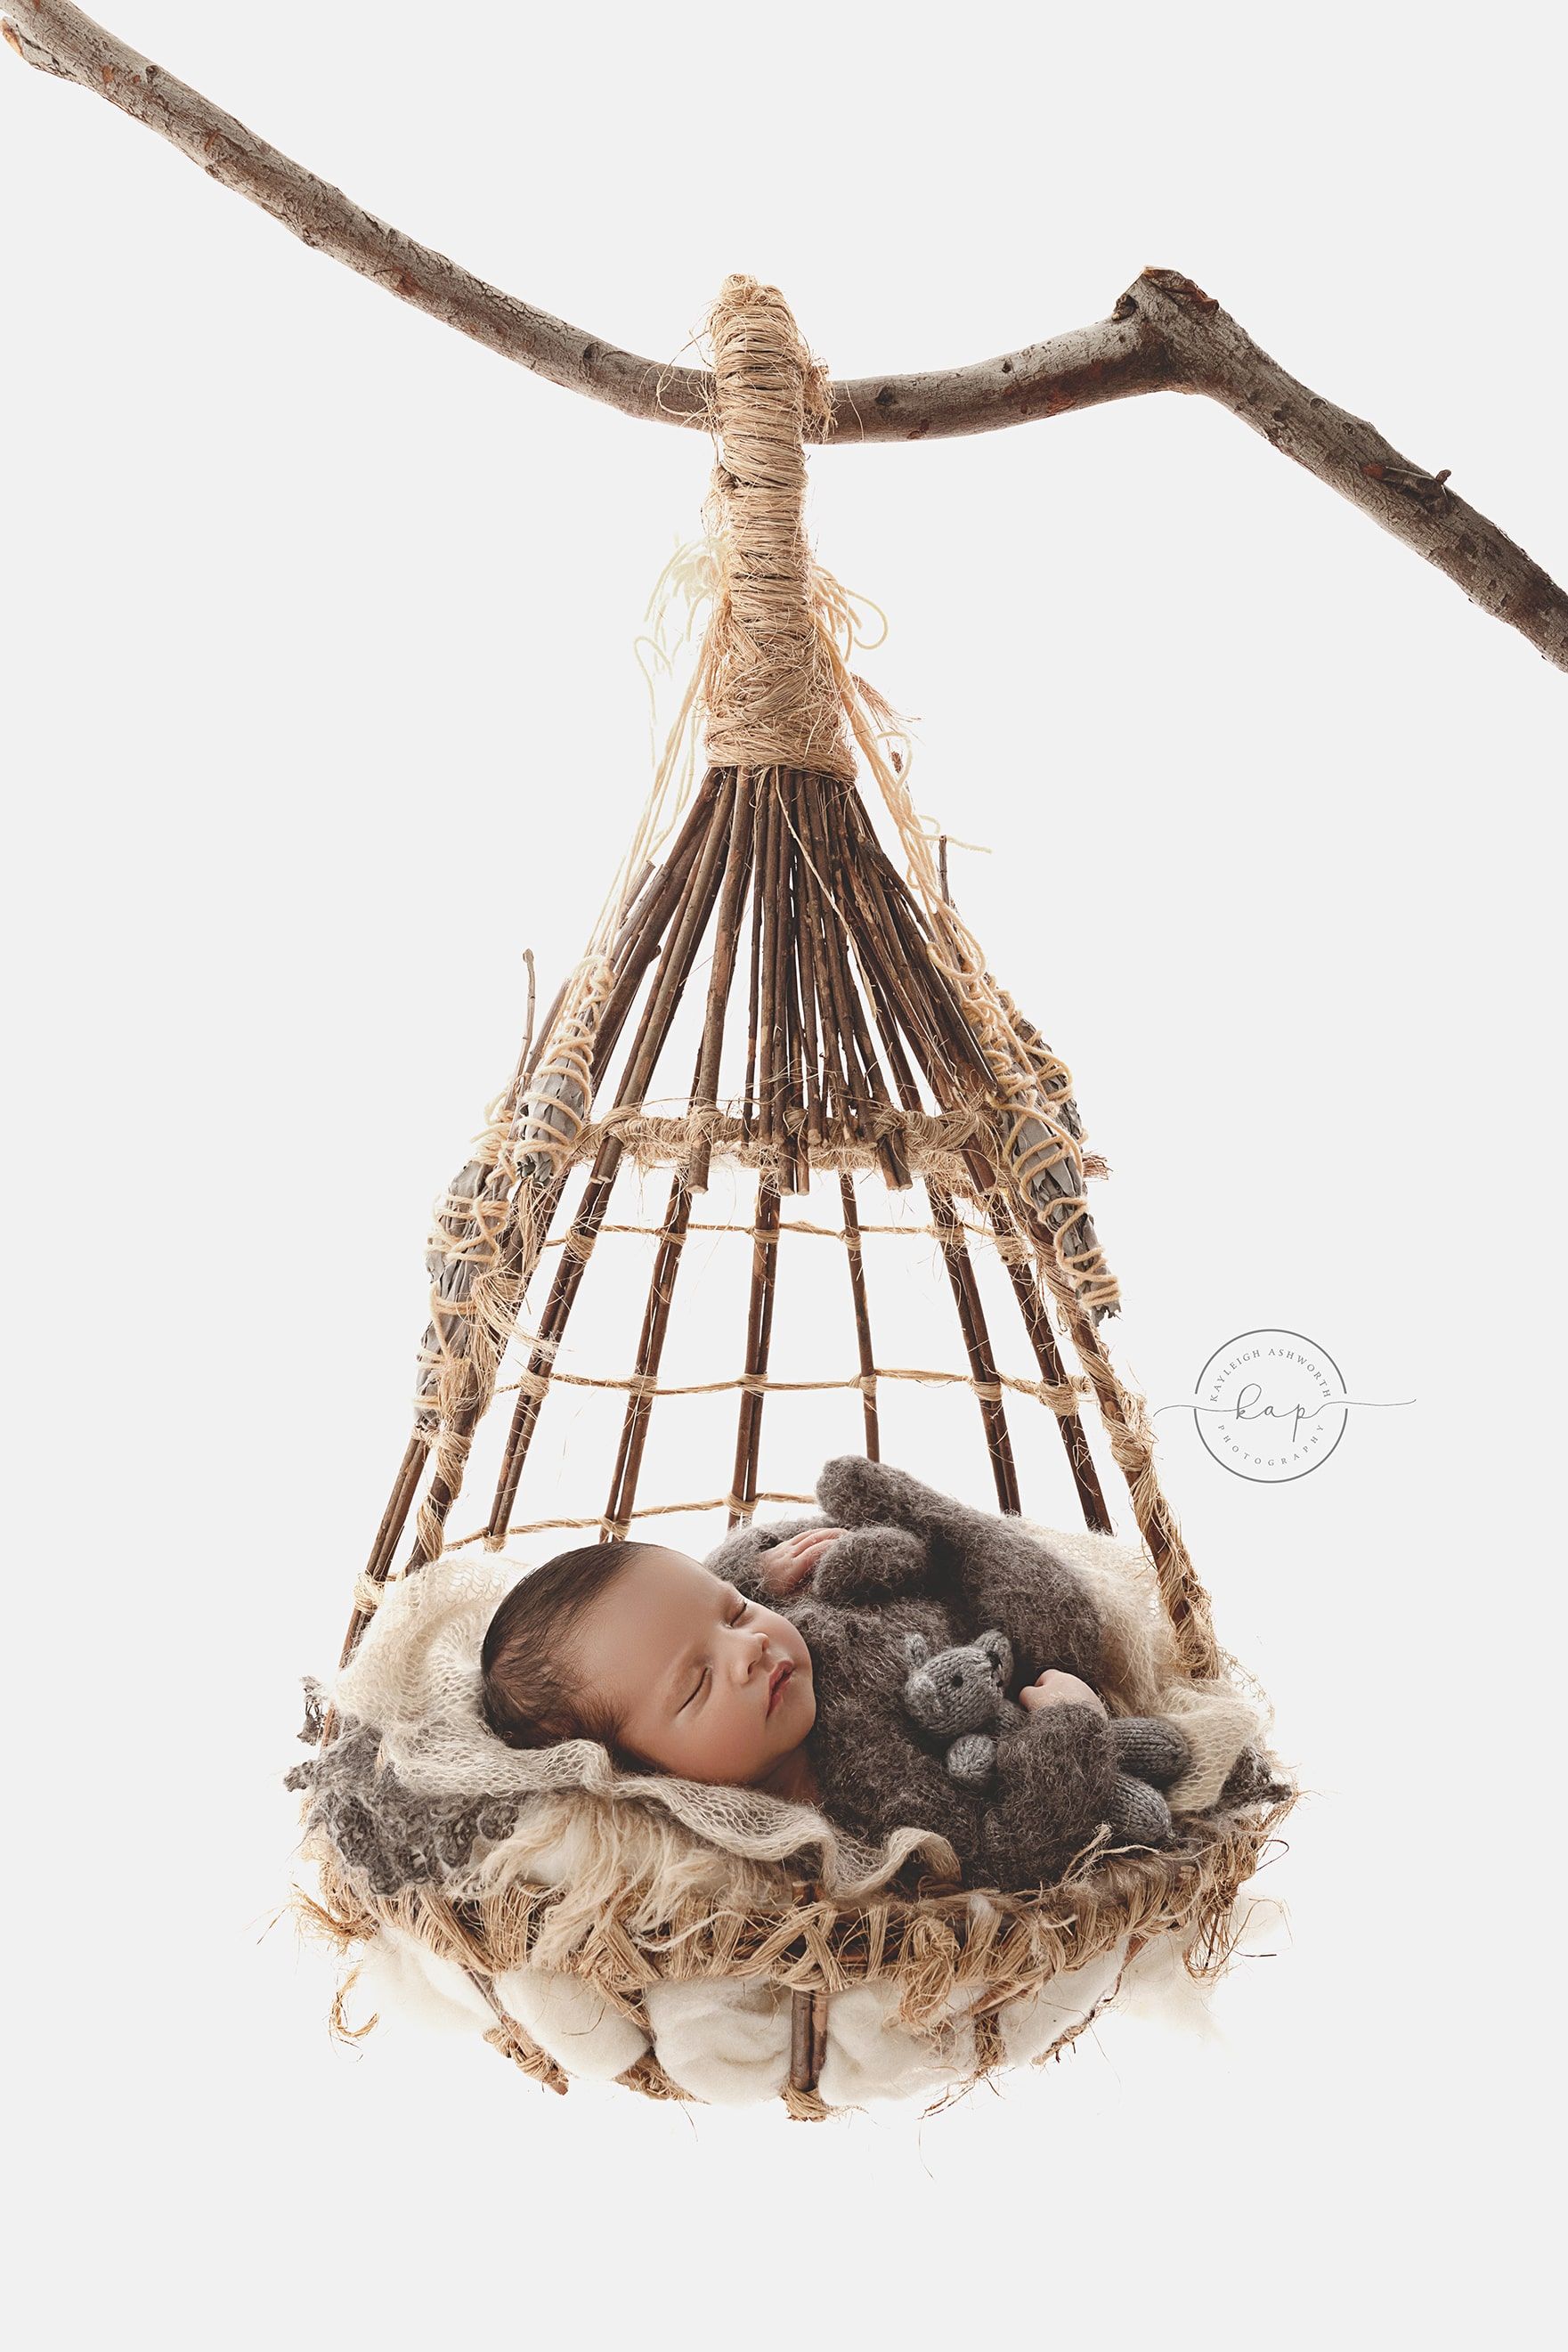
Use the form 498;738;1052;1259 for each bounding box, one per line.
6;1;1564;668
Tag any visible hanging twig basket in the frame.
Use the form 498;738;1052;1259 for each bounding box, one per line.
287;275;1298;2120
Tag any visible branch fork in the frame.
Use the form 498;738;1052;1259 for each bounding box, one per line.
6;3;1564;666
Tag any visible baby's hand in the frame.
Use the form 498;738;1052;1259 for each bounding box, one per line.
1020;1668;1108;1717
758;1527;845;1594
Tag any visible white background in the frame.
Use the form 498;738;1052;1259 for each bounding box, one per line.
4;4;1562;2344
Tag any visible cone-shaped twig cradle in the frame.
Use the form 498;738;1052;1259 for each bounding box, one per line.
305;277;1267;2115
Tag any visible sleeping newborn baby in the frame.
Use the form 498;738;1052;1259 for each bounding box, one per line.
479;1454;1194;1888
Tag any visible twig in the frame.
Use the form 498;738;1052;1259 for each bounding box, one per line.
729;1177;781;1526
838;1175;880;1461
927;1183;1021;1515
688;779;754;1192
602;1176;694;1538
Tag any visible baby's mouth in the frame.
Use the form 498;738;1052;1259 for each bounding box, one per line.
767;1662;792;1714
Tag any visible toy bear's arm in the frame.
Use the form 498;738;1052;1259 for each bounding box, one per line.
816;1455;1104;1685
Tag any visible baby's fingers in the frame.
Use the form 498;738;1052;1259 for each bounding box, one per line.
763;1527;843;1590
1022;1669;1108;1716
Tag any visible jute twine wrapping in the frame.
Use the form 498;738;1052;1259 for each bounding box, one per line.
699;275;857;781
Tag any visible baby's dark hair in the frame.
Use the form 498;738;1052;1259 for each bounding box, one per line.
480;1541;663;1770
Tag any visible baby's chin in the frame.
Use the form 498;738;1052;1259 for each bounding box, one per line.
774;1657;816;1729
769;1701;817;1764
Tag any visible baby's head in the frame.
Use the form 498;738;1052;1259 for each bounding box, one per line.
480;1541;816;1786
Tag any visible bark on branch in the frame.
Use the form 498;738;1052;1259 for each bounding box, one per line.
6;0;1564;668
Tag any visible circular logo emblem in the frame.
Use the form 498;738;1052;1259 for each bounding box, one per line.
1193;1327;1349;1483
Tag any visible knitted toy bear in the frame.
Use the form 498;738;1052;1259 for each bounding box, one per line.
706;1453;1197;1889
900;1627;1188;1847
903;1629;1016;1788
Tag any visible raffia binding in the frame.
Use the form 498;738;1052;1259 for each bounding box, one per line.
699;274;857;782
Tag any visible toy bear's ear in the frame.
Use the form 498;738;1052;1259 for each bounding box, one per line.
904;1632;930;1668
978;1630;1012;1681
